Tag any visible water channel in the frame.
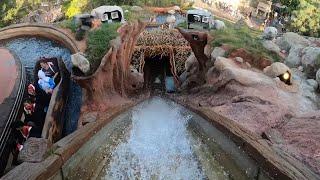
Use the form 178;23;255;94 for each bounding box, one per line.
64;97;270;180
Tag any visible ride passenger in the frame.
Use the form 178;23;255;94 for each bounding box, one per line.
39;59;58;78
38;69;55;94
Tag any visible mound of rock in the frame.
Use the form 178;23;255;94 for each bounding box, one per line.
71;53;90;74
285;45;304;68
263;62;292;82
131;6;143;11
301;47;320;78
317;69;320;85
262;40;281;53
263;27;278;40
213;20;226;30
177;56;320;175
210;47;226;63
276;32;310;52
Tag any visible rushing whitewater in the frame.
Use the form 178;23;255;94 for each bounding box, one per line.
64;97;264;179
103;98;207;179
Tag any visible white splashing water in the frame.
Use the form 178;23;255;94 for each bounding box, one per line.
103;97;205;180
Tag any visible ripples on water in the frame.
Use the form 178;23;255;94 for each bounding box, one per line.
103;98;216;179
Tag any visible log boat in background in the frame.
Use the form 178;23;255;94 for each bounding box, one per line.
0;48;25;175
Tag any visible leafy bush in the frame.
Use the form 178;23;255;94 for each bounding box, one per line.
290;0;320;37
57;19;77;32
177;21;187;29
86;23;121;74
63;0;89;18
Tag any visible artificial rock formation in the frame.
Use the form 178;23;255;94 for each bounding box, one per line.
71;52;90;74
177;27;212;89
228;48;272;70
72;21;146;111
175;56;320;175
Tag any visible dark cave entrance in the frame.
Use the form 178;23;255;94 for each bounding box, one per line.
143;55;173;92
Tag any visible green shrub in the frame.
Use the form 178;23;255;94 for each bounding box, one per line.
177;21;187;29
57;19;77;32
210;19;281;62
63;0;89;18
86;23;121;74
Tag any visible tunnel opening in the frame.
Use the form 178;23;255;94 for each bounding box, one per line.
143;55;174;93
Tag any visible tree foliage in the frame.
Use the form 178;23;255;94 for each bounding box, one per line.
64;0;89;18
290;0;320;37
273;0;320;37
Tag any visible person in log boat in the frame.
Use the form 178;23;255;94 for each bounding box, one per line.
37;69;55;94
22;98;46;132
36;58;59;95
39;59;58;78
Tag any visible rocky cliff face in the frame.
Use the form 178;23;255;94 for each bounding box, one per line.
72;21;146;111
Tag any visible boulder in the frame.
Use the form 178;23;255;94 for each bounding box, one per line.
213;20;226;30
131;6;143;12
276;32;310;52
185;53;199;76
285;45;304;68
127;67;144;92
306;79;318;90
211;47;226;63
81;112;98;125
18;138;50;163
173;6;181;11
316;69;320;86
262;40;281;53
71;53;91;74
166;15;176;29
263;62;291;82
179;71;187;83
204;44;213;59
301;47;320;78
263;27;278;40
235;57;244;63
